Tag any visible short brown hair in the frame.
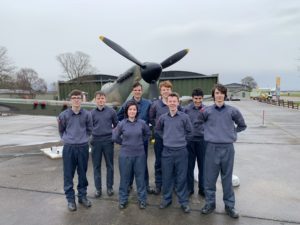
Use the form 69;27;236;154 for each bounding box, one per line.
69;89;82;98
167;92;180;101
159;80;172;90
94;91;106;98
132;82;142;90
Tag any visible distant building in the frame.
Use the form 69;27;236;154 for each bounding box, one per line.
58;74;118;100
161;71;218;96
224;83;251;100
58;71;218;100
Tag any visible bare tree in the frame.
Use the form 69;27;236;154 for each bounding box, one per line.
241;76;257;89
0;46;16;88
56;51;97;80
16;68;47;93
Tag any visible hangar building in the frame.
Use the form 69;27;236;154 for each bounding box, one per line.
58;71;218;100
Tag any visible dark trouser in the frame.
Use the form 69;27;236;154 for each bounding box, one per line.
119;154;147;204
154;133;163;189
129;140;149;187
204;142;235;208
187;139;206;193
161;147;189;206
63;143;89;202
91;140;114;191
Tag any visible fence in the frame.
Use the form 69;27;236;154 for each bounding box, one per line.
258;98;299;110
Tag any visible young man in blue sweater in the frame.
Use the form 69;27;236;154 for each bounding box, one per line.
149;80;173;195
184;88;206;197
58;89;93;212
156;92;193;213
91;91;118;198
200;84;247;218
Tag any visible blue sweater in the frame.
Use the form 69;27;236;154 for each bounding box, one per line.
91;106;118;141
112;118;151;157
184;102;205;141
58;108;93;145
199;104;247;143
155;111;193;148
149;99;183;127
117;97;151;124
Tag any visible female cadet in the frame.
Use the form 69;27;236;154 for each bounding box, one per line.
113;101;151;209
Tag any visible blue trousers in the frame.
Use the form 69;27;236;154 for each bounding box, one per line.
129;140;150;187
119;154;147;204
154;133;163;189
63;143;89;202
204;143;235;207
91;140;114;190
161;147;189;206
187;139;206;193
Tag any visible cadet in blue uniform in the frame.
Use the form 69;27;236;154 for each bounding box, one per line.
91;91;118;198
200;84;247;218
58;89;93;212
149;80;173;195
117;82;153;194
113;101;151;209
184;88;206;197
156;92;193;213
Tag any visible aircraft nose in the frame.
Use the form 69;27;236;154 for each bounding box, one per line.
141;62;162;83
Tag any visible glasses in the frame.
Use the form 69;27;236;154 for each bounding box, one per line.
71;96;82;100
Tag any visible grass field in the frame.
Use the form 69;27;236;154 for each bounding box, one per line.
281;91;300;97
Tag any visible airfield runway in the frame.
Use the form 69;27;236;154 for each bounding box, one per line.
0;100;299;225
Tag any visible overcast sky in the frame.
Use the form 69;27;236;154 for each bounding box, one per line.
1;0;300;90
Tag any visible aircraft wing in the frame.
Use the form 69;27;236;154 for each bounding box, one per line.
0;98;98;116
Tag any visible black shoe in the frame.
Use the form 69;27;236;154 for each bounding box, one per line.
201;204;215;214
198;190;205;197
147;187;155;194
78;198;92;208
159;201;172;209
225;206;239;218
95;189;102;198
67;201;77;211
154;187;161;195
139;201;147;209
181;205;191;213
119;202;128;209
107;188;114;196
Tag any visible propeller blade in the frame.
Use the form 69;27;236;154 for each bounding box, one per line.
160;49;189;69
148;81;159;100
99;36;144;67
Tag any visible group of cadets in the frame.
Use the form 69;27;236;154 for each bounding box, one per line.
58;81;247;219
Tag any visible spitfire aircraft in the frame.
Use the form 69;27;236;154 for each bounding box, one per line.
0;36;189;116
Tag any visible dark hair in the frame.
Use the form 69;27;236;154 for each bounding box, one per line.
167;92;180;101
94;91;106;98
124;100;139;118
192;88;204;97
132;82;142;90
212;84;227;100
69;89;82;98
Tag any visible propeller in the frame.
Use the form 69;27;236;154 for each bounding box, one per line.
99;36;189;99
160;49;189;69
99;36;144;67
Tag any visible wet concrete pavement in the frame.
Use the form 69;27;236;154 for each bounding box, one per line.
0;100;299;225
